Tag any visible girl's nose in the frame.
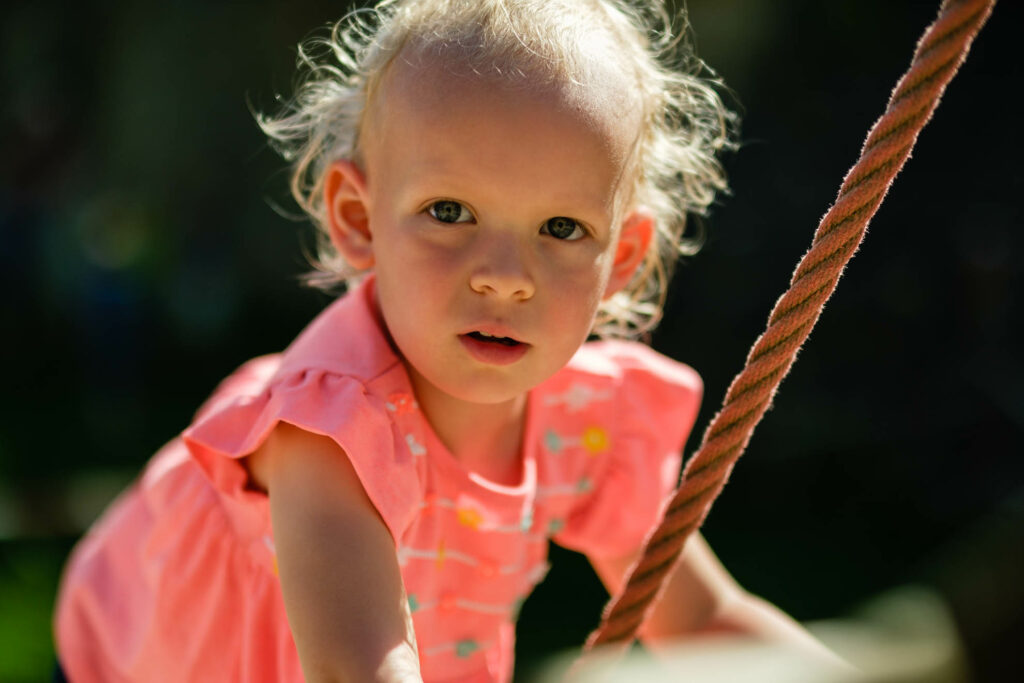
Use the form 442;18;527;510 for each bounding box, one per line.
468;234;536;301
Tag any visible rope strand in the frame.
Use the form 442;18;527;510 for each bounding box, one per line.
575;0;997;668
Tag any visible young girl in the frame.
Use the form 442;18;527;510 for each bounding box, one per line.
55;1;837;681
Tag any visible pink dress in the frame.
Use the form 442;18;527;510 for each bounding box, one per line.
54;277;702;682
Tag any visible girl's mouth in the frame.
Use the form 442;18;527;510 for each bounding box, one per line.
459;331;529;366
466;331;521;346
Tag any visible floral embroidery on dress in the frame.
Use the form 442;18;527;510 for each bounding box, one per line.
456;506;484;529
455;640;480;658
543;426;610;455
519;507;534;533
543;382;613;412
398;542;537;577
580;426;609;454
422;638;493;659
536;478;593;499
385;392;418;414
405;433;427;456
407;592;524;618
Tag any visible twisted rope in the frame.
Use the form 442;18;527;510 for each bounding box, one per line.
578;0;997;662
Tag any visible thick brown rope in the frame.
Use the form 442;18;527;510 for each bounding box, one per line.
578;0;997;663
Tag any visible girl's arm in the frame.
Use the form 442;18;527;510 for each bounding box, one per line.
590;534;843;663
247;422;422;683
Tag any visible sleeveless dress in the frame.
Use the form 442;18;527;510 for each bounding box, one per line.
54;277;702;682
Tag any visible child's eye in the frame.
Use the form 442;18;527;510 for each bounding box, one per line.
542;216;585;241
428;200;472;224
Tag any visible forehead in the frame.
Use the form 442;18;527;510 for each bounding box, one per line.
363;47;643;185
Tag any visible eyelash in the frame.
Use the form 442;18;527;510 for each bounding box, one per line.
425;200;587;241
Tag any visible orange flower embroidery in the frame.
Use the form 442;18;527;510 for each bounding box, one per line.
581;426;609;454
435;539;446;569
456;507;484;529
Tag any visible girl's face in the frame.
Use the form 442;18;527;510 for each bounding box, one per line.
342;56;647;410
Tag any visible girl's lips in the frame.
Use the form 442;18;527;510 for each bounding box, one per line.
459;332;530;366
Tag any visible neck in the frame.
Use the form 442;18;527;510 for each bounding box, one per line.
408;372;528;486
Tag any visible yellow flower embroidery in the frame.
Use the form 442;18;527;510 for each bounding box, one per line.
456;507;484;529
581;426;609;454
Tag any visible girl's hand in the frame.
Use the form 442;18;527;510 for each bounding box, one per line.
247;423;423;683
589;533;846;666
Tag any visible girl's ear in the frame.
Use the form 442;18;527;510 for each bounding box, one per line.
324;160;374;270
604;210;654;298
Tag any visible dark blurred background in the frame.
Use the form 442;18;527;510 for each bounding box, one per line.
1;0;1021;680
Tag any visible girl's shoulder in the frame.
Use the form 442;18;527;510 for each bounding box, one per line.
193;276;398;427
182;278;422;542
530;339;702;464
183;278;402;472
271;276;401;385
531;340;703;559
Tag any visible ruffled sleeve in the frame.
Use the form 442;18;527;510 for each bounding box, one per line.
548;341;702;559
181;356;422;544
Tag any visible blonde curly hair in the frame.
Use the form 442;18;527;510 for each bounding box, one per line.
258;0;735;337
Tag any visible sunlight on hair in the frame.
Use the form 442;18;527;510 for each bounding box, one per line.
256;0;737;338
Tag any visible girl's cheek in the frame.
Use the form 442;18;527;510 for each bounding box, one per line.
413;237;471;273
